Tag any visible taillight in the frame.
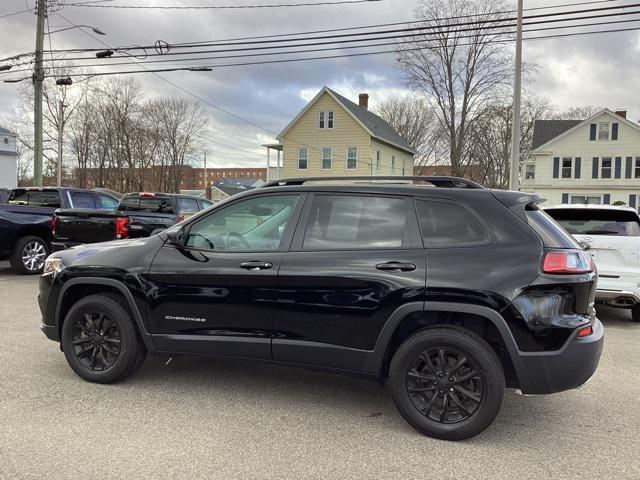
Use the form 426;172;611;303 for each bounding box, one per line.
577;325;593;337
176;214;185;223
115;217;129;239
542;250;593;274
51;215;57;236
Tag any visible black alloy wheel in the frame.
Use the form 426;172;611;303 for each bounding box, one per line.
389;327;504;440
406;347;483;424
71;312;121;371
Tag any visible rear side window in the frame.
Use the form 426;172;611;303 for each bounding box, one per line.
303;195;409;250
416;199;487;246
525;205;580;248
8;189;61;207
70;192;97;209
178;197;200;213
546;208;640;236
119;195;175;214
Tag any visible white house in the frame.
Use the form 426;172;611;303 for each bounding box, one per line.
0;127;18;188
522;109;640;209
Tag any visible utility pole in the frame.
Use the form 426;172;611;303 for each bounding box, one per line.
33;0;47;187
203;150;208;199
509;0;523;191
57;100;64;187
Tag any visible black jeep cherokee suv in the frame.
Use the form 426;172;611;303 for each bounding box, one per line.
38;176;603;440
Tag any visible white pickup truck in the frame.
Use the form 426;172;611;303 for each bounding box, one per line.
545;204;640;322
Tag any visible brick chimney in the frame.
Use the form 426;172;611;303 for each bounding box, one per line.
358;93;369;110
614;109;627;119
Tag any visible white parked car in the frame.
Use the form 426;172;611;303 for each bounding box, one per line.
544;204;640;322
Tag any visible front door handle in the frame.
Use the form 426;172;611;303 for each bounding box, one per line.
240;261;273;271
375;262;416;272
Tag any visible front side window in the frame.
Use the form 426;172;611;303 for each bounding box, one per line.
525;164;535;180
297;148;308;170
561;158;572;178
318;111;325;129
322;147;332;170
601;157;612;179
185;194;300;251
416;200;487;247
598;123;610;140
303;195;408;250
8;189;61;207
346;147;357;170
97;194;118;210
327;111;334;129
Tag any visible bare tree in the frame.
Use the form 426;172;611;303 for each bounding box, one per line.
396;0;514;176
549;105;603;120
374;94;446;169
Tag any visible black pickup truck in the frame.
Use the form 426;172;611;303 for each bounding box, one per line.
52;192;212;251
0;187;120;274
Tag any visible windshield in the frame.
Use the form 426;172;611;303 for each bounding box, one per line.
546;208;640;236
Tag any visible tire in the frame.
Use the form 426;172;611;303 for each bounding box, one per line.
61;294;146;383
389;327;504;441
632;304;640;323
10;235;49;275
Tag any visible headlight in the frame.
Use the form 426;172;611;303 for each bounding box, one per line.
43;257;64;275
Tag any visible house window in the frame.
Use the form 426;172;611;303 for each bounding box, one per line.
635;158;640;178
598;123;610;141
391;155;396;174
525;164;535;180
322;147;332;170
570;195;602;205
376;150;380;172
318;111;325;129
3;138;7;145
562;158;572;178
327;111;334;129
601;157;612;179
346;147;357;170
297;148;308;170
402;158;407;176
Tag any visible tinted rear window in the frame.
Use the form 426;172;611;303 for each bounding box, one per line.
70;191;97;209
525;205;580;248
416;199;487;246
178;197;200;213
8;189;61;207
546;208;640;236
119;195;175;214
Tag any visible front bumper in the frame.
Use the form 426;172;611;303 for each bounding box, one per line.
516;318;604;395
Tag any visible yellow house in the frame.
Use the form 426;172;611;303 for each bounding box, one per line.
276;87;416;178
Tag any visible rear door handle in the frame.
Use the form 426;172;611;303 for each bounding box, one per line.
240;261;273;271
375;262;416;272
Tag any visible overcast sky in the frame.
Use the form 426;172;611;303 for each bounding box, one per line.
1;0;639;169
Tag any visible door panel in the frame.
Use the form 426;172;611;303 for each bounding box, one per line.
145;193;303;360
273;193;426;370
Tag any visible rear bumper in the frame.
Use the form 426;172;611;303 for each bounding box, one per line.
596;289;640;306
516;318;604;395
51;241;82;252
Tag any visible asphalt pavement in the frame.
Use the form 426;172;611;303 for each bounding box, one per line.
1;262;639;480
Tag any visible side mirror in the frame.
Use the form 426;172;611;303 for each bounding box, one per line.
165;226;185;247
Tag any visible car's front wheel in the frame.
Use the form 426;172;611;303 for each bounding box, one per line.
389;327;504;440
61;294;146;383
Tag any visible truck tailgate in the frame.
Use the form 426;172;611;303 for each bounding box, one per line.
55;209;116;244
126;213;176;238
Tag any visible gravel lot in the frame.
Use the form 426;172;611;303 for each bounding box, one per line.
1;262;639;480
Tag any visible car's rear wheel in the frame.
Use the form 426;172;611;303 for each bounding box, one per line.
61;294;146;383
389;327;504;441
631;304;640;323
10;235;49;275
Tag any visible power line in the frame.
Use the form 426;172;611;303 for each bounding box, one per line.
66;0;383;9
0;8;31;20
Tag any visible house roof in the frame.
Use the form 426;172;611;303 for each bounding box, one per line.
531;120;581;149
0;127;17;136
278;86;416;155
531;108;640;151
212;185;251;197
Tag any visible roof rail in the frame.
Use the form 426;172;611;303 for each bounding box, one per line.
262;176;484;189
